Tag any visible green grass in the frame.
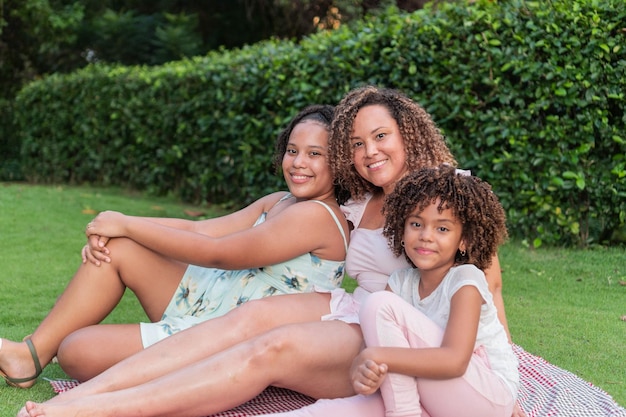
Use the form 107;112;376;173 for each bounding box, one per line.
0;182;226;415
0;182;625;415
500;244;626;398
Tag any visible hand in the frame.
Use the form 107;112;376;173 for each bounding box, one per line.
81;234;111;266
351;351;388;395
85;211;128;239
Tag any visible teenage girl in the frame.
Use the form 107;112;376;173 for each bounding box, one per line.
1;104;348;386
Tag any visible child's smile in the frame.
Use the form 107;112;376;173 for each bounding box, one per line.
403;200;465;283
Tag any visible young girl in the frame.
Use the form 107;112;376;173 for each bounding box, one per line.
352;165;519;417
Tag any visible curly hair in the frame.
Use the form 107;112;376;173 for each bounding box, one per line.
382;165;508;271
328;86;457;200
272;104;350;204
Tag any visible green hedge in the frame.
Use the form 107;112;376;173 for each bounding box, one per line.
12;0;626;246
0;99;23;181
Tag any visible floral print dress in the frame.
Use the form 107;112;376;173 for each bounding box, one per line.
139;198;347;347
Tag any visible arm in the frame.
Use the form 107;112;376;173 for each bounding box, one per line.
485;255;527;417
131;196;279;238
484;253;512;342
82;192;285;265
86;196;345;270
352;286;482;394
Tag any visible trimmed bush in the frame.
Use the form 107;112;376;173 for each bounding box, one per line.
12;0;626;246
0;99;23;181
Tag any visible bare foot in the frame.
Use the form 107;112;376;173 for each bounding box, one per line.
24;402;42;417
25;400;88;417
16;405;30;417
0;339;43;389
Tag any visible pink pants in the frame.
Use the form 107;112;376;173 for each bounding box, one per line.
263;291;514;417
260;394;385;417
359;291;514;417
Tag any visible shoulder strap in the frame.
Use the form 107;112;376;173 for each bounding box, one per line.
274;192;293;206
310;200;349;253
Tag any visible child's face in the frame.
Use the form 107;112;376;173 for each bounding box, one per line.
403;200;465;277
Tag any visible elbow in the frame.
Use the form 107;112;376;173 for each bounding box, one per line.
449;362;469;378
441;356;470;379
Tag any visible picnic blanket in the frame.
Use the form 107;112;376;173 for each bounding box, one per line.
49;344;626;417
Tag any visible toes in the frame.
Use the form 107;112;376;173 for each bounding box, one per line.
25;401;41;416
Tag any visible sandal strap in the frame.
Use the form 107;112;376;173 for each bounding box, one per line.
25;338;42;377
3;338;42;384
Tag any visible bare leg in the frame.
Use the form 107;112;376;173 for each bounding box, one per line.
32;292;333;406
56;324;144;381
1;238;186;387
23;320;363;417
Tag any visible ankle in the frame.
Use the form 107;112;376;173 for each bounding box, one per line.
0;338;45;388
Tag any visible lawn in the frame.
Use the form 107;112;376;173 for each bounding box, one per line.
0;182;624;416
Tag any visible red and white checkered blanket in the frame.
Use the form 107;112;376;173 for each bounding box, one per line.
512;345;626;417
49;344;626;417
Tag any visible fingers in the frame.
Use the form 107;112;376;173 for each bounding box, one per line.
88;234;106;252
362;359;387;379
83;245;104;266
98;235;110;248
353;380;378;396
83;211;126;239
81;233;111;266
85;221;95;236
352;359;387;396
353;370;385;395
81;244;89;264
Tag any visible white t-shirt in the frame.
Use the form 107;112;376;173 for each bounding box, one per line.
388;264;520;397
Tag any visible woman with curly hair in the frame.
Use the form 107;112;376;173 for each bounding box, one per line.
352;165;518;417
19;86;515;417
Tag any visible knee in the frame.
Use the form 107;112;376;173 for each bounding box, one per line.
57;329;96;380
57;327;117;381
103;238;138;264
229;298;283;337
245;329;296;371
81;237;137;272
359;291;400;323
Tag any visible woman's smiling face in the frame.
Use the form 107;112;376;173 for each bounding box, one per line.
350;104;408;195
282;120;334;201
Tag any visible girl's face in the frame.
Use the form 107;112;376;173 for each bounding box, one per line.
403;200;465;279
282;120;335;201
350;104;409;195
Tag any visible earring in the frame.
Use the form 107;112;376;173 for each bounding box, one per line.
401;240;405;247
460;250;466;257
